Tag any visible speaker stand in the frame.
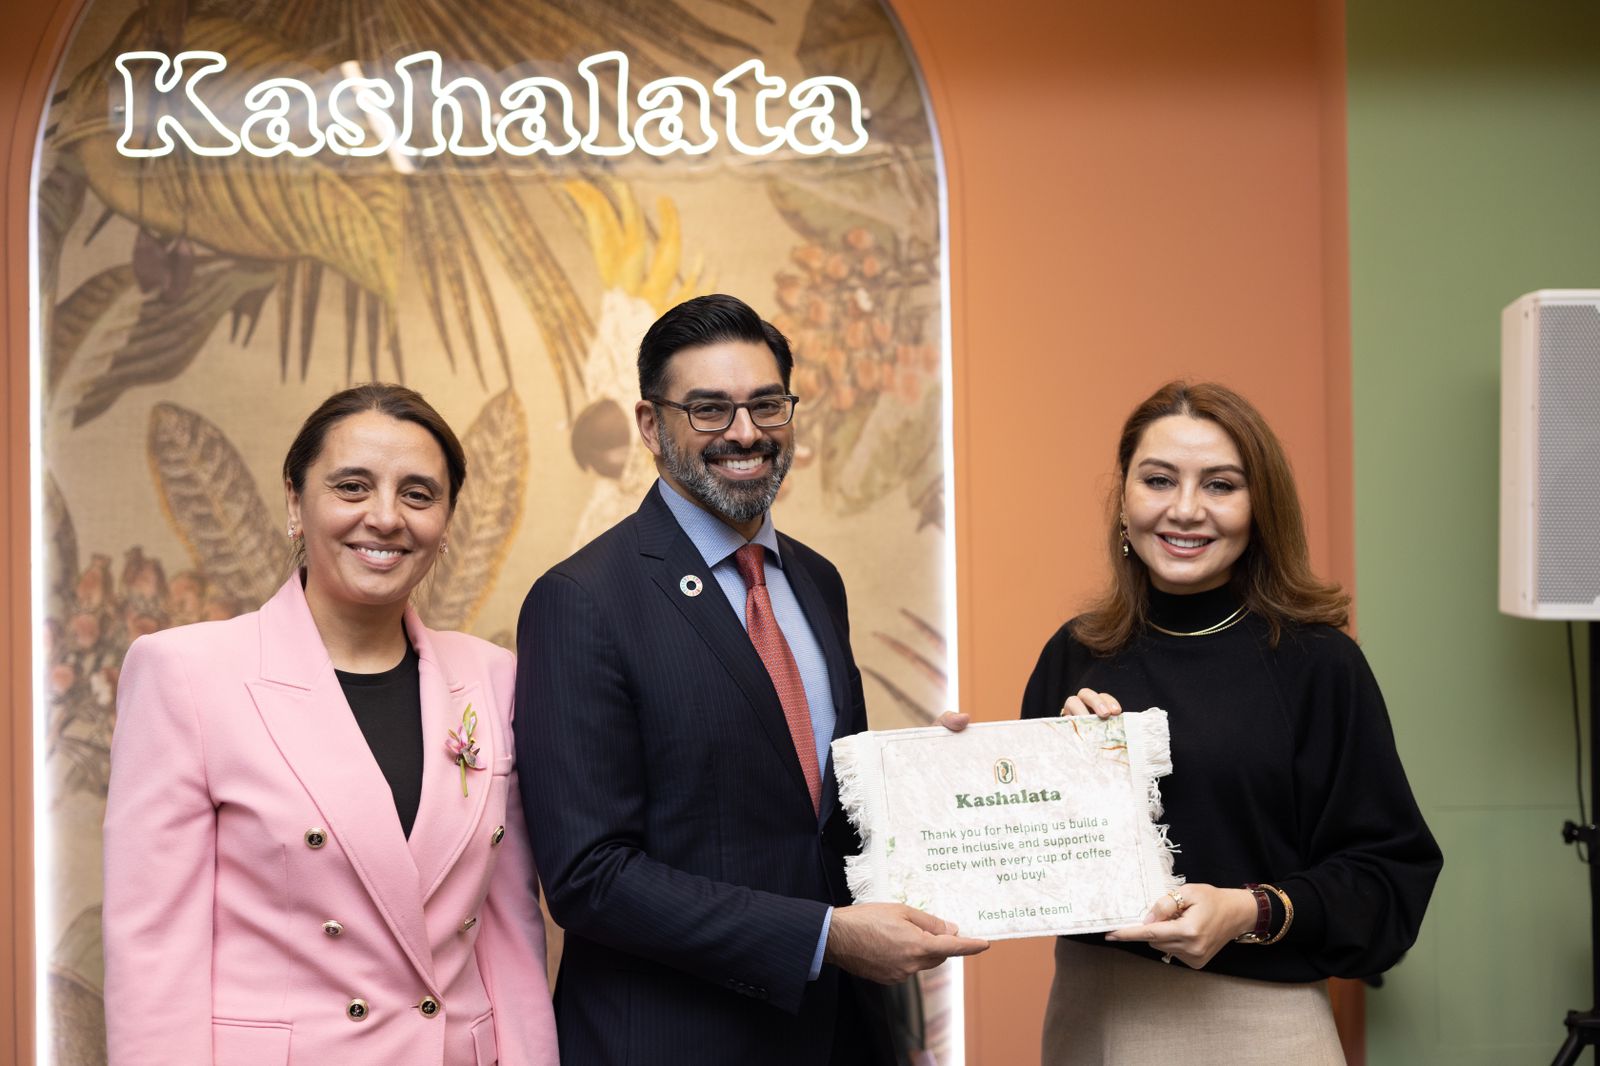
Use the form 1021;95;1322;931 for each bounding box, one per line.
1553;621;1600;1066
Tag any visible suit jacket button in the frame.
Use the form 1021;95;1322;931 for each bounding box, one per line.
491;825;506;847
346;999;368;1022
322;920;343;937
461;916;478;932
418;995;441;1018
305;827;328;849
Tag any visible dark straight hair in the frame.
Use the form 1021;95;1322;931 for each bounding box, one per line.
282;383;467;508
637;294;793;400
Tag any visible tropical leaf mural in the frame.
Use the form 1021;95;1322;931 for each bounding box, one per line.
43;0;777;426
50;906;107;1066
72;260;281;426
427;387;529;631
35;0;949;1059
147;402;282;605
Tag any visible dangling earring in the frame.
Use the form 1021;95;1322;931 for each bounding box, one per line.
439;540;449;555
287;521;299;540
1119;513;1130;558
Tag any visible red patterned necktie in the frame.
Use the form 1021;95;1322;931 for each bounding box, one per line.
733;543;822;814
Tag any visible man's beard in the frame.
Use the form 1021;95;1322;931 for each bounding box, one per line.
658;429;792;526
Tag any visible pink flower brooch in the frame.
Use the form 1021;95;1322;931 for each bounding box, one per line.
445;703;485;796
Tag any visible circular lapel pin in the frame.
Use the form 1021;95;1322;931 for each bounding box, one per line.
679;575;704;597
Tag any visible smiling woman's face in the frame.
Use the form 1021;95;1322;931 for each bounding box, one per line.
1122;414;1252;595
286;410;451;615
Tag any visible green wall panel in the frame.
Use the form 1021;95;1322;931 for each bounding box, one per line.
1348;3;1600;1062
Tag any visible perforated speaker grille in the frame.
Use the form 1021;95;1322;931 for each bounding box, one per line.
1537;303;1600;606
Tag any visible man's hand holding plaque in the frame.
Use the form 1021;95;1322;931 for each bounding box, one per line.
823;902;989;983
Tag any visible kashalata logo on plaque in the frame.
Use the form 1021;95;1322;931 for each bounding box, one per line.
994;758;1016;786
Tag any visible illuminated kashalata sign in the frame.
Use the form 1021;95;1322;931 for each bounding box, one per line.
112;49;868;160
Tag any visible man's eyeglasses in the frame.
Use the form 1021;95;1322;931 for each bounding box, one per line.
650;394;800;433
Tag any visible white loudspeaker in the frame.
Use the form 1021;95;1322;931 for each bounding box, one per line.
1500;290;1600;619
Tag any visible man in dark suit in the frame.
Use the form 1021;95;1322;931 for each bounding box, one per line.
517;294;986;1065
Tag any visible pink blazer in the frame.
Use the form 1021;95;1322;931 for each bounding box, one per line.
103;577;558;1066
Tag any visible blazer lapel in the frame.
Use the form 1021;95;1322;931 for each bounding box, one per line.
245;579;437;988
634;491;815;809
777;535;854;825
404;610;491;901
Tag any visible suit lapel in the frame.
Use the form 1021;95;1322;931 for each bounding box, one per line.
635;491;815;809
404;612;491;902
778;534;853;825
246;579;437;988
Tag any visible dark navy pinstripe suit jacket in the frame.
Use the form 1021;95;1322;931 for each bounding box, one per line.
516;489;892;1066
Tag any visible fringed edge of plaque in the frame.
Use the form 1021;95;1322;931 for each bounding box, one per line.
1129;708;1182;888
831;734;882;902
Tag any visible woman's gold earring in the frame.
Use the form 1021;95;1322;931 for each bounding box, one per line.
1119;513;1130;558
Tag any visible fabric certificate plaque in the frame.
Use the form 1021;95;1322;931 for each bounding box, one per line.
832;713;1179;940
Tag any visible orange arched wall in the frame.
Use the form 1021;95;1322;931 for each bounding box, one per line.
2;1;92;1060
1;1;1354;1063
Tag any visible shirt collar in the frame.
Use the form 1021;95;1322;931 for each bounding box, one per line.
656;478;782;569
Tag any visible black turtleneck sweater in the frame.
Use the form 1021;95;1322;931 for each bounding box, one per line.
1020;584;1441;983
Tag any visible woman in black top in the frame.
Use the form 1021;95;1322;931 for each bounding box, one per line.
1021;381;1440;1064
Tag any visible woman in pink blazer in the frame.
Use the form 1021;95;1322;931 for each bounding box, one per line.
103;384;558;1066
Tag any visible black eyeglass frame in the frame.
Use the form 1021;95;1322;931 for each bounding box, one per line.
648;394;801;432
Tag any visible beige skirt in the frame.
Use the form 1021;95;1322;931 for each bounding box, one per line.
1041;938;1346;1066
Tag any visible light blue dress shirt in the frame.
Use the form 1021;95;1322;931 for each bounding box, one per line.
656;479;837;981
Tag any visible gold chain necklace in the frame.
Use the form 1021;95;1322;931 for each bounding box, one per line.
1148;604;1249;638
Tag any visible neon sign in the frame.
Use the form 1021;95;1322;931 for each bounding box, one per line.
112;50;869;160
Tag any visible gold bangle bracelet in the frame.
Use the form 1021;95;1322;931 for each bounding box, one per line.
1256;883;1293;945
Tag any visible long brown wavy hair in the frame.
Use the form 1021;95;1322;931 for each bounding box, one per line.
1072;381;1350;654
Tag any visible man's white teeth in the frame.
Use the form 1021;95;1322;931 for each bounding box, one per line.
718;457;762;472
1162;535;1209;549
356;547;402;559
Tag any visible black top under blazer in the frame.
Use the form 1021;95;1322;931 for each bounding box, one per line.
516;488;891;1066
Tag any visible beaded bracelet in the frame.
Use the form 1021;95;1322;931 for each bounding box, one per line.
1234;883;1294;945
